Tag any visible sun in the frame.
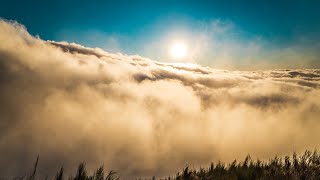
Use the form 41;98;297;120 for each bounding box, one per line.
170;42;188;58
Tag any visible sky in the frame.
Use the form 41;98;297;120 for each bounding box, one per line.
1;0;320;69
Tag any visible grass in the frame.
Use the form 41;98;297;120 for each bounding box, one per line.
6;150;320;180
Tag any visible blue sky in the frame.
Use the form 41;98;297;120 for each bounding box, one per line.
1;0;320;69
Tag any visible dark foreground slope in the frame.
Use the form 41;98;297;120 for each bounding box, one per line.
10;150;320;180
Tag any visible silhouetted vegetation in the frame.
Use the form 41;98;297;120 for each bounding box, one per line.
6;150;320;180
171;150;320;180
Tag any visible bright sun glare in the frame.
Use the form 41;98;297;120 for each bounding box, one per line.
170;42;188;58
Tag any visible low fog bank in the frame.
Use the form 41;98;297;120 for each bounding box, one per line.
0;20;320;178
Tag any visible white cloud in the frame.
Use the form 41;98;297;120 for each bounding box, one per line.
0;20;320;178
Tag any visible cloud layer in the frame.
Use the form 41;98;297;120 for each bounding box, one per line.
0;20;320;178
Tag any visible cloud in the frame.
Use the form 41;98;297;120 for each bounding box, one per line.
0;20;320;178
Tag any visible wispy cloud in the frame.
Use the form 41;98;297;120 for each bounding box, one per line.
0;20;320;178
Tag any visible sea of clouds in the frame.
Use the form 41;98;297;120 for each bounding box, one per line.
0;20;320;178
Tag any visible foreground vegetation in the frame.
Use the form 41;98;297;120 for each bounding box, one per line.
8;150;320;180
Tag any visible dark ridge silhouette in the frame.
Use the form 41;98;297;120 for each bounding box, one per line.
4;150;320;180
